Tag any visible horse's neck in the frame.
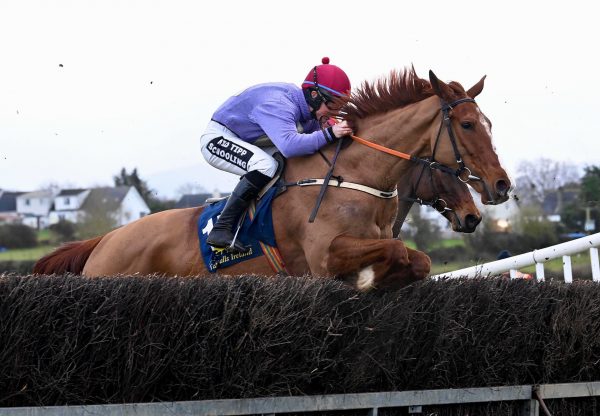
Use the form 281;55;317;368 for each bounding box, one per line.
341;97;440;189
284;97;439;190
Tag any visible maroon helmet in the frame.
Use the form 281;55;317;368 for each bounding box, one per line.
302;57;351;98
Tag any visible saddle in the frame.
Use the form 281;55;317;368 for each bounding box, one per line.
198;154;287;274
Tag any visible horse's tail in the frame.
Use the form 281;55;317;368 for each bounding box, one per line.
33;236;104;275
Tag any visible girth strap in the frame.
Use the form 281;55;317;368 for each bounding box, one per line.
286;178;398;199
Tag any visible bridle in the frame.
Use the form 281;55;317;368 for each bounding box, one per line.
400;160;451;215
399;159;472;231
399;98;476;216
432;98;478;181
350;96;497;204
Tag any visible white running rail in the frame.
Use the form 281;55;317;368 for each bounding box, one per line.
431;232;600;282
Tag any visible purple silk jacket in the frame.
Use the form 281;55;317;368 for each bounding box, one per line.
211;82;334;158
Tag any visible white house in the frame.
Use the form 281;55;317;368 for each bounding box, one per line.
49;186;150;227
100;186;150;226
48;189;91;224
16;190;57;229
8;186;150;229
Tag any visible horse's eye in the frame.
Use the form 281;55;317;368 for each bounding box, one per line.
461;121;473;130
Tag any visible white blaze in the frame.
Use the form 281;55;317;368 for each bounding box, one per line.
478;109;493;138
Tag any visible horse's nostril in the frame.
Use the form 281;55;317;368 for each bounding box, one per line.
495;179;510;197
465;214;481;231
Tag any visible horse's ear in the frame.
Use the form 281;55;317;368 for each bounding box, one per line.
429;70;453;101
466;75;486;98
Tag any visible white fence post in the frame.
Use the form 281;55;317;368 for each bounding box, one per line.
591;247;600;282
563;256;573;283
535;263;545;282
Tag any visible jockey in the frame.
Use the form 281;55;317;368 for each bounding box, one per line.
201;57;353;252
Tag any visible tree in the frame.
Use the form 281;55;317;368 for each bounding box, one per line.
113;167;175;213
113;167;153;202
556;165;600;234
76;197;118;239
514;158;580;206
0;224;37;249
464;211;559;261
580;166;600;205
580;165;600;232
560;201;584;232
49;219;77;242
147;197;177;212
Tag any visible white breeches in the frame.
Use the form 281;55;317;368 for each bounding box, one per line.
200;121;278;178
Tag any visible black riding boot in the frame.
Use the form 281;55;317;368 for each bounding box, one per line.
207;176;262;253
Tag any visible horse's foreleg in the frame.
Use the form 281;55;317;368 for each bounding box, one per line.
326;235;430;291
375;246;431;289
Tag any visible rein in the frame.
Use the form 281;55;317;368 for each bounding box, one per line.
348;97;480;180
290;97;485;223
347;96;500;207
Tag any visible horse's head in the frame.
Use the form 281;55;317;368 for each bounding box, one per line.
428;71;511;205
408;165;481;233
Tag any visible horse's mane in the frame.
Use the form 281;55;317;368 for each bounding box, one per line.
341;66;467;123
341;66;434;123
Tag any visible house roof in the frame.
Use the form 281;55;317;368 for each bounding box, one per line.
0;191;25;212
80;186;131;211
18;190;55;199
57;188;88;196
176;193;212;208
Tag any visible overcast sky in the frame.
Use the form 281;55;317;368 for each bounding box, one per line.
1;0;599;198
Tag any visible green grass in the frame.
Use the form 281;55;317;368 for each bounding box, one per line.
402;238;465;251
0;245;56;261
36;229;52;242
430;238;465;249
402;239;417;249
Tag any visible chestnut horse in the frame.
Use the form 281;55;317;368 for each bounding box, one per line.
35;68;508;290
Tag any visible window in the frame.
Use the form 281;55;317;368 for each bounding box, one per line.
64;197;70;205
25;199;30;206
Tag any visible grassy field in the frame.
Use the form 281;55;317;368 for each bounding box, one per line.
0;245;56;261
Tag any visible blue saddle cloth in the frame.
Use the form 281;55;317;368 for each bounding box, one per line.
198;187;278;273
